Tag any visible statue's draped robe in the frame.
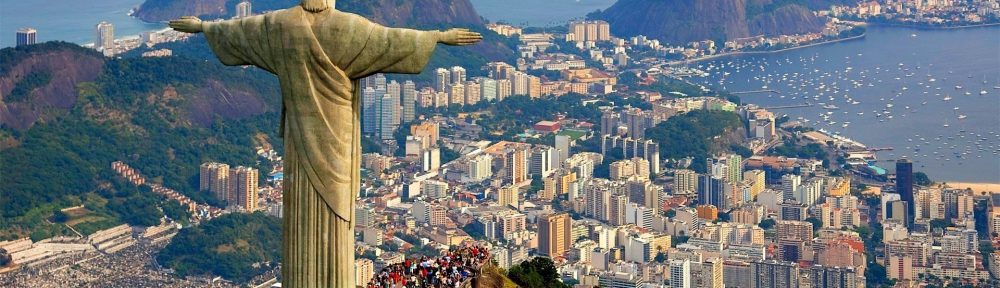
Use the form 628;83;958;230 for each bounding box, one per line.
202;7;438;287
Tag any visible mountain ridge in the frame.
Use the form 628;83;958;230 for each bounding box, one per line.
593;0;859;44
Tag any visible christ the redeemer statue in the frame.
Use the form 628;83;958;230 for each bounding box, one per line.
169;0;481;286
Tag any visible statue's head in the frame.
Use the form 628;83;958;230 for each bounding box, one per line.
301;0;335;12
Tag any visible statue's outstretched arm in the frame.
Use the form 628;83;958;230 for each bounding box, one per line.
169;16;204;34
438;28;483;46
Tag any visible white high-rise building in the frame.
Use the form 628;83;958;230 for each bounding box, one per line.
376;91;399;140
468;154;493;182
554;135;570;167
95;21;115;53
479;78;497;101
16;28;37;46
235;1;253;19
796;179;822;205
373;73;387;89
450;66;466;84
362;87;378;134
674;169;698;195
512;71;529;96
434;68;450;92
465;80;481;105
670;259;692;288
402;80;417;123
496;79;512;101
781;174;802;202
530;146;555;177
448;83;465;106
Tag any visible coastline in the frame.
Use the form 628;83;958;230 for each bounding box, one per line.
859;21;1000;31
671;34;868;65
940;182;1000;194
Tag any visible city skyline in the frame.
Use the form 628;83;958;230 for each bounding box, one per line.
2;0;1000;287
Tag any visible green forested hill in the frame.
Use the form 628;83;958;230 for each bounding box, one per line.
0;44;281;240
645;110;746;172
156;212;282;283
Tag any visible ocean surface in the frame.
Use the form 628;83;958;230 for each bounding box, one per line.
694;25;1000;183
469;0;617;27
0;0;162;48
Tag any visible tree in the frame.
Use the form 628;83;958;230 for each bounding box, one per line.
654;252;667;263
161;200;191;224
507;257;569;288
914;172;932;186
156;213;282;284
0;248;10;267
929;219;950;230
759;218;776;229
52;210;70;223
664;209;677;218
805;217;823;232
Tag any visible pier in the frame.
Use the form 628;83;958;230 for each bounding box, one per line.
764;103;813;110
731;89;782;95
867;147;895;152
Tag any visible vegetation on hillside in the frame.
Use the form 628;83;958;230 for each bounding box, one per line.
0;45;279;240
156;212;282;283
477;94;601;141
506;257;569;288
645;110;745;172
768;139;828;160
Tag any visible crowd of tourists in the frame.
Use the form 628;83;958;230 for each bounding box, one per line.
366;246;489;288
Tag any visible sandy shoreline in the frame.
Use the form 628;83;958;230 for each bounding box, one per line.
941;182;1000;194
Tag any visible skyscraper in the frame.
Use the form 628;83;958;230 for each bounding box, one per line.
539;213;571;257
448;83;465;106
434;68;450;92
670;259;692;288
505;147;528;185
896;159;914;228
479;78;497;101
235;1;253;19
464;80;481;105
16;28;37;46
750;260;800;288
810;265;859;288
373;73;387;88
698;175;728;209
200;162;231;204
781;174;802;202
361;87;377;134
377;92;399;140
450;66;466;84
230;166;259;211
95;21;114;53
512;71;529;96
387;80;402;124
674;169;698;195
401;80;416;123
529;146;554;177
496;79;512;100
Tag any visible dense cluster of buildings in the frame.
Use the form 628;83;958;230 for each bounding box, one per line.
832;0;1000;25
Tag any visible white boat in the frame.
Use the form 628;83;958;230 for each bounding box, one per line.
981;90;988;95
943;96;952;101
958;115;968;119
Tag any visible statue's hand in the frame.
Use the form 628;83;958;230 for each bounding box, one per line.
169;16;204;33
439;28;482;46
